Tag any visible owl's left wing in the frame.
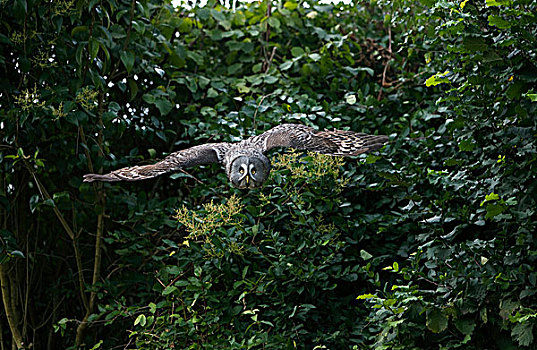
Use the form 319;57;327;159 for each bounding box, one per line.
83;143;231;182
248;123;388;156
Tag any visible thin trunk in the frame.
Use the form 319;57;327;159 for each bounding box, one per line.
0;264;23;349
0;173;24;349
75;92;107;348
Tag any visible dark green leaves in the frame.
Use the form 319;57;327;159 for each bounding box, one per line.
120;51;135;74
13;0;27;19
463;36;488;52
426;309;449;333
512;323;534;347
3;0;537;349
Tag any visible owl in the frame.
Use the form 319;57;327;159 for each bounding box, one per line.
83;123;388;189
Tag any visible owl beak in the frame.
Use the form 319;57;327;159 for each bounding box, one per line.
245;175;250;185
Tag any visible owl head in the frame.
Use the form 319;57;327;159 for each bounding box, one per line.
227;150;271;189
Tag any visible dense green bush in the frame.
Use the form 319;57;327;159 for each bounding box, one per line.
1;0;536;348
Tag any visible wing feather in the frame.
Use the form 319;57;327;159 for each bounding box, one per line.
249;124;388;156
83;143;231;182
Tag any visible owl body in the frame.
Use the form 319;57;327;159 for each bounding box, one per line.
83;123;388;189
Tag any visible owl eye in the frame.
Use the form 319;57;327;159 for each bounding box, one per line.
239;168;244;174
251;168;256;175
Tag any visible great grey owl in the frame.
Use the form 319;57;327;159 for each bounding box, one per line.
83;123;388;189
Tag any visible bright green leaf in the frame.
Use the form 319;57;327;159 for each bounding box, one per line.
486;0;509;6
360;249;373;260
134;314;146;327
356;293;377;300
488;15;511;29
425;71;450;87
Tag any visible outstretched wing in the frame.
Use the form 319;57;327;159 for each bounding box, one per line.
83;143;231;182
248;123;388;156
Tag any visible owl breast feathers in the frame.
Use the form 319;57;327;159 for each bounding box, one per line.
83;123;389;189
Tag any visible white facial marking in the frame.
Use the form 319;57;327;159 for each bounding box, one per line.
239;163;248;180
249;163;256;177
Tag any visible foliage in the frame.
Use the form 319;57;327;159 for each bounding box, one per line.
0;0;536;348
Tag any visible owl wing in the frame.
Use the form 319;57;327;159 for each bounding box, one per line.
249;123;388;156
83;143;231;182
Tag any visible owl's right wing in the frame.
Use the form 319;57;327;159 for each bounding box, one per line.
249;123;388;156
83;143;231;182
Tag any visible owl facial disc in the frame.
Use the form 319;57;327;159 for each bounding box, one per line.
228;152;271;189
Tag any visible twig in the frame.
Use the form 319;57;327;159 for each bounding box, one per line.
252;92;276;132
264;47;277;73
377;24;393;100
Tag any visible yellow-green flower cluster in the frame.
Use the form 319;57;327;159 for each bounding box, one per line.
174;194;244;239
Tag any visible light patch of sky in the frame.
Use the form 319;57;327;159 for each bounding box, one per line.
171;0;352;10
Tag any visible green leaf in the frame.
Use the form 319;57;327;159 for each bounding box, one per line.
486;0;509;6
360;249;373;260
207;88;218;98
71;26;88;36
53;191;70;202
178;18;193;33
283;1;298;10
227;63;242;75
291;47;305;57
454;319;476;335
279;60;293;71
482;192;499;205
211;9;231;30
89;340;103;350
10;250;25;258
512;323;534;347
13;0;27;19
162;286;177;296
88;38;99;60
427;309;449;333
155;99;172;116
345;94;357;105
458;139;476;152
488;15;511;29
134;314;146;327
142;93;155;104
425;71;450;87
120;51;135;74
267;17;280;30
506;81;526;100
149;302;157;314
356;293;376;300
485;203;506;220
463;37;488;52
526;94;537;101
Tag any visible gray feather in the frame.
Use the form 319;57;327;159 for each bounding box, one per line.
83;143;230;182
